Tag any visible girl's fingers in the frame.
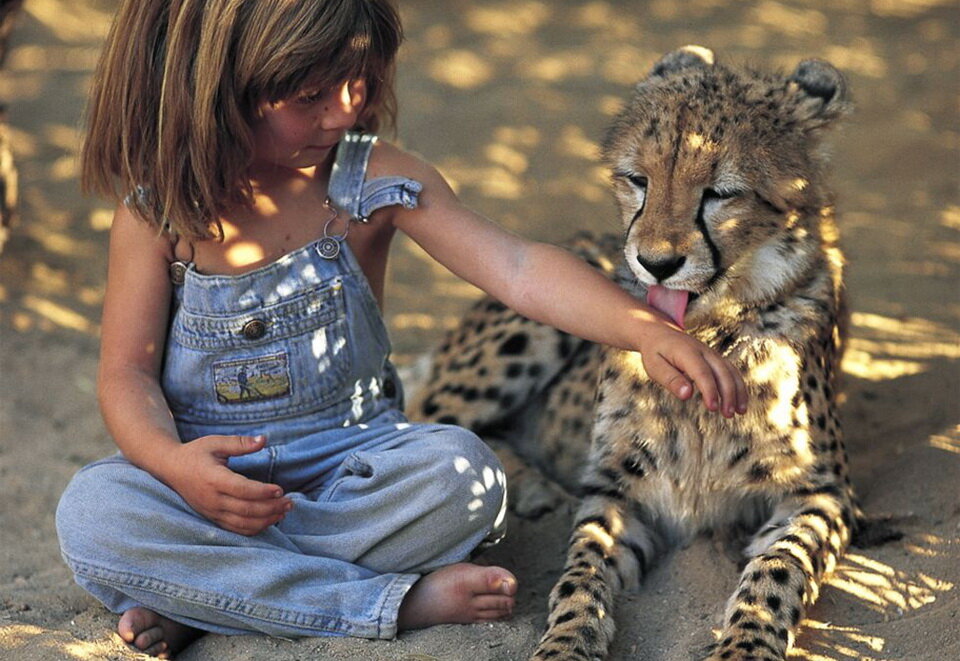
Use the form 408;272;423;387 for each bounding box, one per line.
646;335;746;415
647;354;693;400
215;468;284;501
675;352;720;411
217;493;292;519
217;511;285;537
704;351;738;417
208;434;268;458
708;350;749;415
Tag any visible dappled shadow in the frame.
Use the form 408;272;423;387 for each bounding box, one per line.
0;623;134;660
831;547;954;616
0;0;114;340
0;1;957;660
2;0;957;361
388;0;960;366
790;535;958;659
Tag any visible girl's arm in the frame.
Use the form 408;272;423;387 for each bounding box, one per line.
98;204;186;471
373;144;747;417
98;206;291;534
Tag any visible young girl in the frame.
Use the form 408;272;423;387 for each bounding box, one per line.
56;0;747;657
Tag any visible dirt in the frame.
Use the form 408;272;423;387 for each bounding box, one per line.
0;1;957;660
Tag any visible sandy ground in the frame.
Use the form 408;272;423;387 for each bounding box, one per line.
1;1;958;659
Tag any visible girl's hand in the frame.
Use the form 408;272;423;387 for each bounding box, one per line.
163;435;292;536
638;323;748;418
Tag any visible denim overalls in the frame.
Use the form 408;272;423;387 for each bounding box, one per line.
56;133;507;640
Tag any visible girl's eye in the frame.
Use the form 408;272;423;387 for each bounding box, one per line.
295;89;326;105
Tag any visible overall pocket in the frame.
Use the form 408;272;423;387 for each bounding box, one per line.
162;281;353;424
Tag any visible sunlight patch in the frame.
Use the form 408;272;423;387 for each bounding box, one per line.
830;552;954;615
929;427;959;454
482;465;496;490
428;51;492;89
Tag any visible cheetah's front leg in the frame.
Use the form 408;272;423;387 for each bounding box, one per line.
704;490;855;661
532;494;658;661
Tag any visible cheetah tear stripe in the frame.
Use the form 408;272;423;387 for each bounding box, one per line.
646;285;690;329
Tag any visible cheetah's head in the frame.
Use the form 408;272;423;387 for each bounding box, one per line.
602;46;850;329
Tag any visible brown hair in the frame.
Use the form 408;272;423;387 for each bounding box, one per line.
81;0;403;240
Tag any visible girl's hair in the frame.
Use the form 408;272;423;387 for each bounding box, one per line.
81;0;403;240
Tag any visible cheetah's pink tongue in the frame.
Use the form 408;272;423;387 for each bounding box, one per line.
646;285;690;329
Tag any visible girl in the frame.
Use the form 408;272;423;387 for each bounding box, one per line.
56;0;748;657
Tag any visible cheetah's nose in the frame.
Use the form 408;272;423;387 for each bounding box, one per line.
637;254;686;282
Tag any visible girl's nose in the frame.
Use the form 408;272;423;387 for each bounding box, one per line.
319;81;364;130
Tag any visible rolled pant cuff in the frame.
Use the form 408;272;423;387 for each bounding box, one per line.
374;572;420;639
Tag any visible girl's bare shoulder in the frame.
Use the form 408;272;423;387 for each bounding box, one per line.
110;203;177;264
367;139;446;189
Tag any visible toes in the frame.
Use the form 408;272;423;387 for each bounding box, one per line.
474;594;514;610
134;625;166;651
473;594;514;616
476;610;513;622
144;640;169;657
476;606;514;622
117;608;153;643
486;570;518;596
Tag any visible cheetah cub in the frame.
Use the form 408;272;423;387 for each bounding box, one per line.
411;46;856;660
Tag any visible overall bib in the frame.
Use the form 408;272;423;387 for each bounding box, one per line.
56;134;507;639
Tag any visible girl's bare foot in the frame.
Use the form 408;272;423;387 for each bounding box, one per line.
398;562;517;630
117;607;202;658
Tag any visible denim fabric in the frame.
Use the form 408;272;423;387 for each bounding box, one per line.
327;133;422;222
56;132;507;639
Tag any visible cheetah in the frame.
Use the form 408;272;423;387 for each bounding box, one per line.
409;46;857;660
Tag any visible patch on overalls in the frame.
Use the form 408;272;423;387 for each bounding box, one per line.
213;353;292;404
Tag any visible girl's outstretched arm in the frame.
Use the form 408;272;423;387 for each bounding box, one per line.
98;207;291;534
374;143;747;417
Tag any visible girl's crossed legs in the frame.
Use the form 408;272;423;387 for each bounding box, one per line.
57;421;514;657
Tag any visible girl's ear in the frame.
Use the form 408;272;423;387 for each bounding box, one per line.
649;45;715;78
786;59;851;131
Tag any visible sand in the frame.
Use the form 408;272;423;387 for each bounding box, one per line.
1;1;957;659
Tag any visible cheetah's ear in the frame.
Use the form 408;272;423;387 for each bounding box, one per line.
787;59;851;129
649;45;715;78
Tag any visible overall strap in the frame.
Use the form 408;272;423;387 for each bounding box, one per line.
328;132;377;221
327;132;423;223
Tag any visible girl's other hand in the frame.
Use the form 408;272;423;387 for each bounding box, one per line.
163;435;292;536
638;324;748;418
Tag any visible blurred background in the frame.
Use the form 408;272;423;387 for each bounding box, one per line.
0;1;957;659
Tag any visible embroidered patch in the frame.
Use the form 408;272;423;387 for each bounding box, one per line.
214;353;292;404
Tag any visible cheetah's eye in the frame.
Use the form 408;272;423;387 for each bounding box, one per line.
703;187;742;201
626;173;648;190
616;171;648;214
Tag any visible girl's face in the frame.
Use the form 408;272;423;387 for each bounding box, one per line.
250;78;367;171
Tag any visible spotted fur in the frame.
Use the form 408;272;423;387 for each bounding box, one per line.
409;47;857;660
